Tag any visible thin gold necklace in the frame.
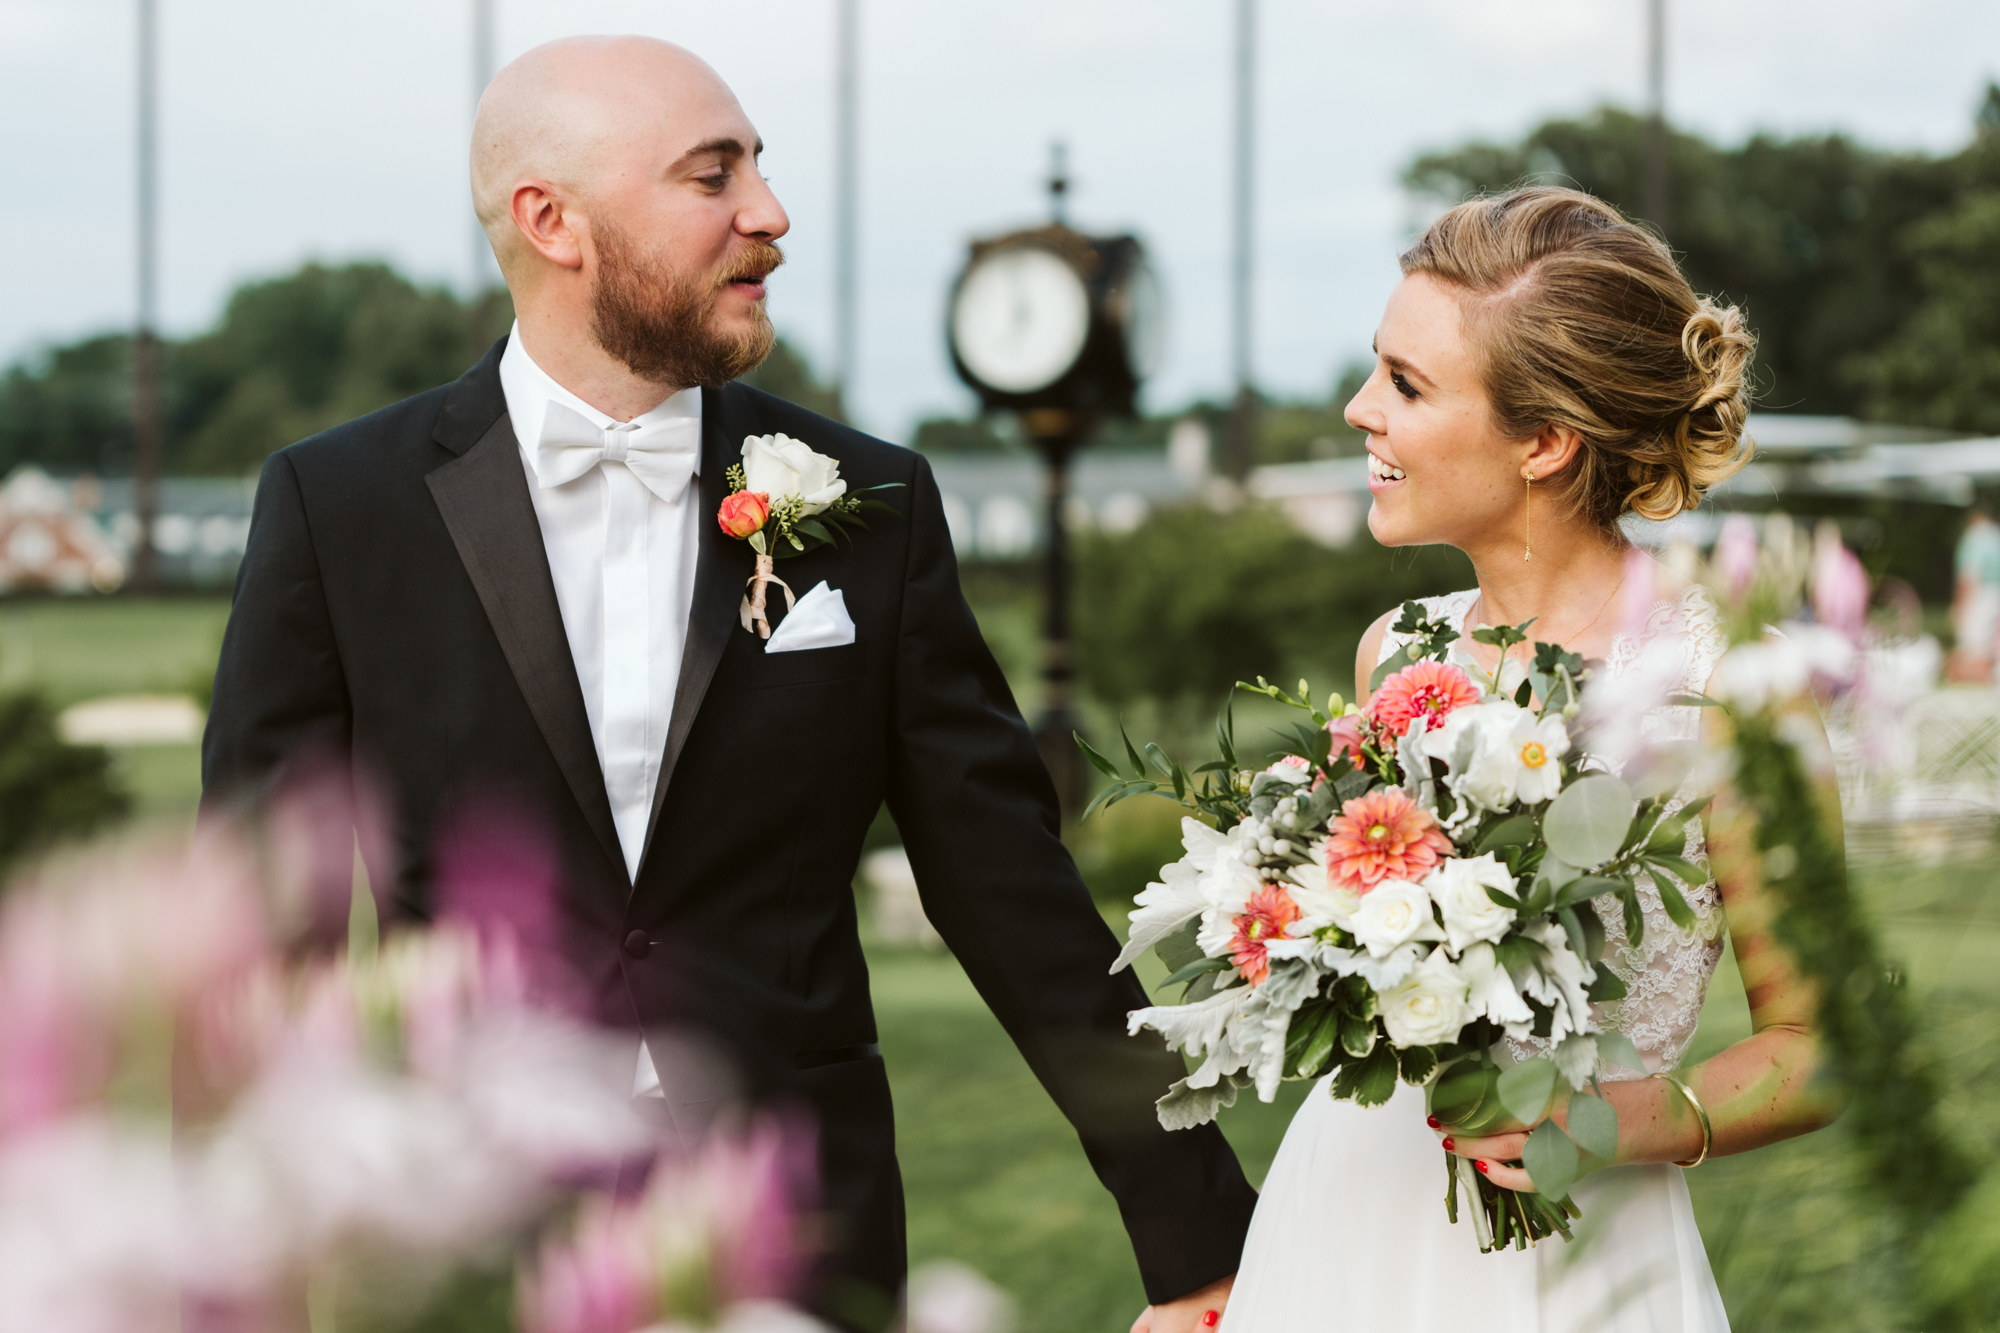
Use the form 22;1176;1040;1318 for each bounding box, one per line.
1474;572;1624;675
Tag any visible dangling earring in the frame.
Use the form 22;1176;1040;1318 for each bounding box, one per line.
1523;471;1534;562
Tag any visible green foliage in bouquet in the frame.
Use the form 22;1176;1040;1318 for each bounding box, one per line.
1083;600;1721;1251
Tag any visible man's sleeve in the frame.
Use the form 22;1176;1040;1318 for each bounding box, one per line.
201;450;352;820
882;454;1259;1304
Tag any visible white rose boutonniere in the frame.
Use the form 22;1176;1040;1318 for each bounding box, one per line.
741;433;848;515
717;433;902;637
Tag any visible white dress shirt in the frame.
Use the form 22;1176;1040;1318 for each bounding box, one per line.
497;325;700;1098
498;324;702;879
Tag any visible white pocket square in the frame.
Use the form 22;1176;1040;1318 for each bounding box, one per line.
765;581;857;653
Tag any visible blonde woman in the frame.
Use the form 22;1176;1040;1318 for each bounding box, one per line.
1213;189;1840;1332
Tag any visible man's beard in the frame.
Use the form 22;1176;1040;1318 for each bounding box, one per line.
589;221;783;388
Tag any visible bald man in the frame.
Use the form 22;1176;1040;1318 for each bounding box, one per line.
203;36;1255;1331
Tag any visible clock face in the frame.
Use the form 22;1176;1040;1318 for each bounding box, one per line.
951;246;1092;395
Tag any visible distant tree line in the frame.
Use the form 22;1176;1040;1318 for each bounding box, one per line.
0;262;842;478
1408;87;2000;432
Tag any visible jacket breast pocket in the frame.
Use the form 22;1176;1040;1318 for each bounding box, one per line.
747;641;864;690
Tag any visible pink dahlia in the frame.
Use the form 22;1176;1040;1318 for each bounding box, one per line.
1366;660;1481;738
1323;788;1452;893
1229;884;1303;986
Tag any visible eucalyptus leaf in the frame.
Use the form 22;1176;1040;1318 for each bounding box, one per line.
1522;1119;1579;1200
1543;775;1637;869
1566;1092;1620;1161
1497;1057;1559;1126
1429;1064;1495;1127
1596;1031;1645;1075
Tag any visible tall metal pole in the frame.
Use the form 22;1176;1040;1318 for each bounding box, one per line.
472;0;498;293
833;0;859;418
1026;409;1087;819
131;0;162;593
1224;0;1257;481
1643;0;1669;235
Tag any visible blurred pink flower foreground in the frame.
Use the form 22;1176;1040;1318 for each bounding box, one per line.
0;808;821;1333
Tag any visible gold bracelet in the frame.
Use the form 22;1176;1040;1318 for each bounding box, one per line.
1651;1071;1712;1168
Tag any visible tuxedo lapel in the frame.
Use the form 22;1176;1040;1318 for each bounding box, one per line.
636;385;750;877
426;408;625;875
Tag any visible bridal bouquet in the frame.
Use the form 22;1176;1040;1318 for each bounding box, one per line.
1085;603;1712;1251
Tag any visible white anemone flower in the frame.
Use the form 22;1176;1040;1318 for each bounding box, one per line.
1500;710;1571;804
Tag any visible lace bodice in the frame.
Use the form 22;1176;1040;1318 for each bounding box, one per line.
1378;586;1729;1076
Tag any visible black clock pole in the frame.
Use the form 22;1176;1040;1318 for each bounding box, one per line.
1024;407;1090;818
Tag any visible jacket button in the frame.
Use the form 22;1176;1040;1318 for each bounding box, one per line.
623;929;651;961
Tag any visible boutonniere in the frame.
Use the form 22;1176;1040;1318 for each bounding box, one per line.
718;433;902;638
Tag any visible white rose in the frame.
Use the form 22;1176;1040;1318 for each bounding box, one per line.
1379;948;1471;1048
741;433;848;515
1424;853;1519;953
1347;878;1444;959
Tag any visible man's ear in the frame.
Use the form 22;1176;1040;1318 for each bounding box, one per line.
1524;422;1585;481
510;182;587;271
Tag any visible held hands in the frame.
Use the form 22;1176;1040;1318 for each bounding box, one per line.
1130;1273;1233;1333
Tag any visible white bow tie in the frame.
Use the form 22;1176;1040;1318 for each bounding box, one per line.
532;400;701;503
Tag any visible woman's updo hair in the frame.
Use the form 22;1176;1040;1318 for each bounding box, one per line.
1399;186;1754;529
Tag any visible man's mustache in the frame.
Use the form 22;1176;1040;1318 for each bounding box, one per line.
716;242;785;288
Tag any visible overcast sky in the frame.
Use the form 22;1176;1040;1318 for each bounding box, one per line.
6;0;1998;443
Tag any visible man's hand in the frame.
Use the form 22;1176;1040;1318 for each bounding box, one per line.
1130;1273;1234;1333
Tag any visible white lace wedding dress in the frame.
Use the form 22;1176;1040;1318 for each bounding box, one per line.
1221;587;1733;1333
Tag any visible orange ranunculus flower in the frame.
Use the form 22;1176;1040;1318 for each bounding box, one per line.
717;490;771;539
1322;787;1452;894
1229;884;1304;985
1366;660;1480;738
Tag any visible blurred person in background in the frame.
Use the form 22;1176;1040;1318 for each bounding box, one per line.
200;35;1253;1332
1949;505;2000;682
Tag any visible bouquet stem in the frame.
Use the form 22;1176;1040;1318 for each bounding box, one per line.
1444;1150;1578;1252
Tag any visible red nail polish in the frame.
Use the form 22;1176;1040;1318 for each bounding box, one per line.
1441;1137;1455;1152
1426;1115;1441;1129
1202;1312;1220;1328
1475;1159;1490;1175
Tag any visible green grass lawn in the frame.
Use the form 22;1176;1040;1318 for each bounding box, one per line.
874;852;2000;1333
0;596;228;826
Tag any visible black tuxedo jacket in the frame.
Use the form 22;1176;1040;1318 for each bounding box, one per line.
202;338;1257;1315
